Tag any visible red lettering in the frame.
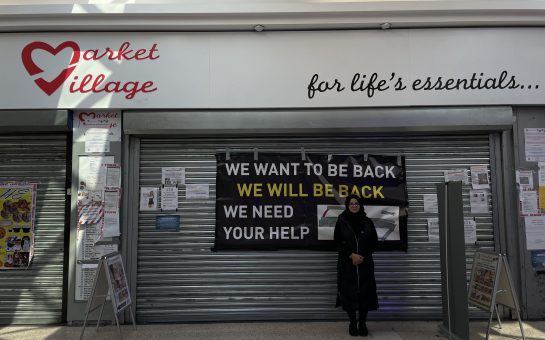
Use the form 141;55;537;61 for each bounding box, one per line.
80;42;160;62
69;74;157;99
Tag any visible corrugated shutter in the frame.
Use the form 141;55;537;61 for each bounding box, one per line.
135;134;495;322
0;135;68;324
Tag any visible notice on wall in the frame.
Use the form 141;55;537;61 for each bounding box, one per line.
520;190;539;216
470;190;489;214
140;187;158;211
85;128;110;154
77;224;102;261
516;170;534;190
531;250;545;271
156;215;181;231
444;169;469;184
423;194;438;213
79;156;114;190
161;186;178;211
525;216;545;250
525;128;545;162
186;184;210;199
471;165;490;189
464;219;477;244
215;153;408;251
105;164;121;188
76;262;98;301
73;111;121;143
162;167;185;185
428;218;440;242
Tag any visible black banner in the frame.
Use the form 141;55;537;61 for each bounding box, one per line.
214;153;408;251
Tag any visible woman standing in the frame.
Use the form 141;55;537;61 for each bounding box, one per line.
334;194;379;337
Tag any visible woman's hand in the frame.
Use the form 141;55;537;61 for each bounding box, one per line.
350;253;364;266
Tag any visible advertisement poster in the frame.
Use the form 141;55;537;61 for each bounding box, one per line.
468;251;498;311
106;254;131;313
470;165;490;189
140;187;158;211
0;183;36;269
215;153;408;251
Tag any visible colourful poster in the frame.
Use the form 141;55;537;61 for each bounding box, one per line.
0;183;36;269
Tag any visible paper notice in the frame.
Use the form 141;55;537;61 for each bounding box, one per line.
464;219;477;244
516;170;534;190
471;165;490;189
470;190;489;214
444;169;469;184
423;194;438;213
73;111;121;143
94;244;118;258
428;218;439;242
105;164;121;188
161;186;179;211
104;188;120;211
102;211;120;237
77;224;101;261
79;156;114;190
525;128;545;162
84;128;110;153
162;167;185;185
525;216;545;250
186;184;210;199
76;263;98;300
140;187;158;211
520;190;539;216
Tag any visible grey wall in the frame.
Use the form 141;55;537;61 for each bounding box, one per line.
514;107;545;319
66;118;123;324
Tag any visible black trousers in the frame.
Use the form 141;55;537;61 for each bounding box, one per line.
346;299;368;324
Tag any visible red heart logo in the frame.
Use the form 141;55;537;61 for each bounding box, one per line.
21;41;80;96
79;112;96;124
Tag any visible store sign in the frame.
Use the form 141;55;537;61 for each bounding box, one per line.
4;29;545;108
21;40;159;99
215;153;408;251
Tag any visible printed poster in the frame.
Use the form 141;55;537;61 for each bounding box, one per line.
215;153;408;251
427;218;440;242
525;128;545;162
162;167;185;185
0;183;36;269
470;190;489;214
73;111;121;143
470;165;490;189
516;170;534;190
444;169;469;184
186;184;210;199
161;186;178;211
525;216;545;250
423;194;438;213
106;254;131;313
468;251;498;311
140;187;158;211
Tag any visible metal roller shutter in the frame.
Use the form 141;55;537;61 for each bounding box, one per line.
0;135;68;324
135;134;496;322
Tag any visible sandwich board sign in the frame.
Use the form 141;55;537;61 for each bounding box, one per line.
80;252;136;339
468;249;525;340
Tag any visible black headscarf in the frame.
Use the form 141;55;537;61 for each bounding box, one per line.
343;194;367;230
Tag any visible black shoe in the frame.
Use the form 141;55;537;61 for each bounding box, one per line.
358;322;368;337
349;321;358;336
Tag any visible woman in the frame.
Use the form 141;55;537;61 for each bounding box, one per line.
334;194;379;337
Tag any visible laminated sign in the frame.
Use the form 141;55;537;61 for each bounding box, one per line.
215;153;408;251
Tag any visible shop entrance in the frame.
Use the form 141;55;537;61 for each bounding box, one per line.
129;133;500;323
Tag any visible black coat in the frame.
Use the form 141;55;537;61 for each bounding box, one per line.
334;211;379;311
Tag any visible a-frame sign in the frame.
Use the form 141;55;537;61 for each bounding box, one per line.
80;252;136;339
468;249;525;340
